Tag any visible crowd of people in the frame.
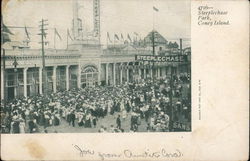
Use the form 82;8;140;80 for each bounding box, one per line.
0;73;191;134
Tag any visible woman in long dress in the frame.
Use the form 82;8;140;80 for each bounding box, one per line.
78;113;84;127
120;100;127;120
122;109;127;120
19;119;26;133
85;113;91;128
54;113;60;126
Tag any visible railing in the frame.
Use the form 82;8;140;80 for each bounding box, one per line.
102;49;152;55
1;48;81;61
2;55;81;61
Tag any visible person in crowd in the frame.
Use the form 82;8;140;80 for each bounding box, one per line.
116;115;121;129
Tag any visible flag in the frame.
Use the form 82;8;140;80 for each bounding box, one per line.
42;31;47;39
2;21;13;35
67;29;73;41
2;33;11;44
107;32;112;43
127;34;132;42
24;26;30;40
1;15;13;44
134;32;139;43
55;28;62;40
153;6;159;12
2;24;13;35
121;33;124;40
120;33;125;44
114;34;119;41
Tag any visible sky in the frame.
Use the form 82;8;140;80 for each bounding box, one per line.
2;0;191;49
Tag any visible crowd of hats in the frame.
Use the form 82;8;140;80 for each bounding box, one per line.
0;73;191;133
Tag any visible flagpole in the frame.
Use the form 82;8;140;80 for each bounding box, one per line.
153;8;155;31
106;33;108;48
67;30;68;50
67;29;73;49
54;28;56;49
152;2;156;83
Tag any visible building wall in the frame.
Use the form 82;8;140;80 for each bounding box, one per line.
1;45;191;100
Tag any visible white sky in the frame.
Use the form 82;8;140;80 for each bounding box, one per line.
3;0;191;49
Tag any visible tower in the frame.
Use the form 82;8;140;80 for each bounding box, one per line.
72;0;83;40
93;0;100;43
69;0;100;49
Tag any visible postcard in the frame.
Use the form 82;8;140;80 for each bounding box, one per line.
1;0;249;160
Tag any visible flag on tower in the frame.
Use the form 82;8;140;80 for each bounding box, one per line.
153;6;159;12
107;32;112;43
24;26;30;40
134;32;139;36
114;34;119;41
127;34;132;42
55;28;62;40
120;33;124;44
67;29;73;40
134;32;139;43
2;18;13;35
1;15;13;44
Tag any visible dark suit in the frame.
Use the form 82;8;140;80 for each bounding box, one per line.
116;117;121;129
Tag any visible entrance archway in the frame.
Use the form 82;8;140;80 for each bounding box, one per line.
81;65;98;88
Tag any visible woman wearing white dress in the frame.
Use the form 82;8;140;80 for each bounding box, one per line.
122;109;127;120
19;119;26;133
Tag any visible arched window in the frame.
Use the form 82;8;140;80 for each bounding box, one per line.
81;65;99;88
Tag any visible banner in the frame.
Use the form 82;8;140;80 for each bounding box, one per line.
93;0;100;37
135;55;188;62
153;6;159;12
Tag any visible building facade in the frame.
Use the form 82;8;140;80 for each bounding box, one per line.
1;39;190;100
1;0;191;101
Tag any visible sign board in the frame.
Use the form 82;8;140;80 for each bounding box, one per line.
173;121;191;131
93;0;100;38
135;55;188;62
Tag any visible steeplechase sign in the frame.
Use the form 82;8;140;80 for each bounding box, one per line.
135;55;188;62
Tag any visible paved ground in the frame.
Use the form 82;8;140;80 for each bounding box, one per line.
42;112;148;133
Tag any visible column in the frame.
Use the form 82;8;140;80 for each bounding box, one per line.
113;63;116;86
144;68;146;79
66;65;70;90
150;68;153;78
127;62;129;83
53;66;57;93
98;64;101;86
120;64;123;84
1;68;4;100
167;66;170;75
23;68;28;97
126;67;129;83
77;64;81;88
106;63;109;85
162;67;166;78
39;67;43;95
133;63;136;81
176;65;180;75
138;68;142;80
158;67;160;78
